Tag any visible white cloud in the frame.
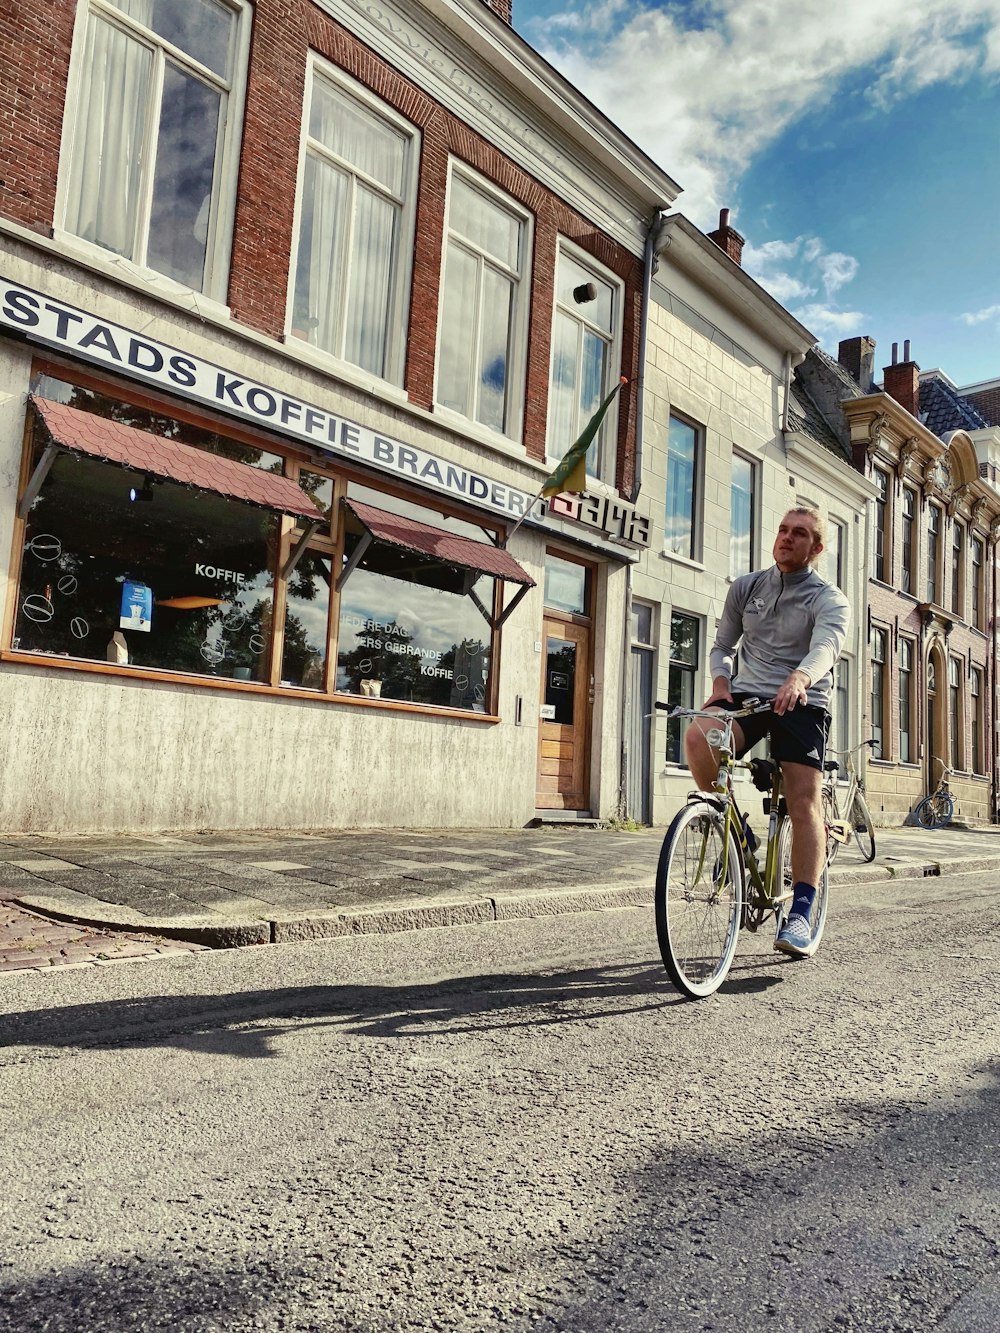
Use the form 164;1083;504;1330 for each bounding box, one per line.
525;0;1000;226
793;304;869;341
815;251;860;297
960;304;1000;324
742;234;862;332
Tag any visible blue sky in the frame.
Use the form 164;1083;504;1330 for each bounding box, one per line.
514;0;1000;389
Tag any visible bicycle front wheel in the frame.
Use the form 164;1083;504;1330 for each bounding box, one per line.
655;801;743;999
822;787;840;865
851;792;876;861
914;793;952;829
776;817;829;954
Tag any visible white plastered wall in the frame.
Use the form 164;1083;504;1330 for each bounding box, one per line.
0;251;623;833
633;270;809;828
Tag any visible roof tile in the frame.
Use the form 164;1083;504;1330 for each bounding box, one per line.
31;396;317;519
345;498;535;587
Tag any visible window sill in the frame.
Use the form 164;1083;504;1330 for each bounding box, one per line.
659;549;705;573
0;650;500;722
49;229;232;321
282;334;410;409
430;402;525;456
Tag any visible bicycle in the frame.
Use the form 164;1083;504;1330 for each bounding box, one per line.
654;699;830;1000
912;759;955;829
821;739;876;864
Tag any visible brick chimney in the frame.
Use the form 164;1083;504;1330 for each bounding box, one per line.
883;340;920;419
707;208;745;266
481;0;512;20
838;335;876;392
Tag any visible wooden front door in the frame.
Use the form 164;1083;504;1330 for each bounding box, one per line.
536;616;591;810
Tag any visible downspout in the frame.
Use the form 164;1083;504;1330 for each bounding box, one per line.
619;210;663;820
779;349;793;438
629;210;663;504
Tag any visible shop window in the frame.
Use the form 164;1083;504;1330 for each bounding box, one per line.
666;611;699;764
332;485;523;712
547;245;620;485
15;450;277;682
290;61;416;381
13;382;534;713
730;453;755;579
436;166;530;437
60;0;249;299
665;415;701;560
281;551;331;690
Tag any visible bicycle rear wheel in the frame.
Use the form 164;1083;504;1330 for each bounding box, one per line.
776;817;829;954
655;801;743;999
851;792;876;861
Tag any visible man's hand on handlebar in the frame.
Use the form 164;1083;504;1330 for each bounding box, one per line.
702;678;733;710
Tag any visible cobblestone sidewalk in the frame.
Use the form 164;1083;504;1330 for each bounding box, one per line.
0;896;207;974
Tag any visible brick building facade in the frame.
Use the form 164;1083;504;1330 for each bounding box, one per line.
838;342;1000;824
0;0;680;832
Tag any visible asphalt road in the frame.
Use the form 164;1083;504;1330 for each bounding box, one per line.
1;870;998;1332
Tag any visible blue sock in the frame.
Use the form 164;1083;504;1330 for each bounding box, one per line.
792;882;816;921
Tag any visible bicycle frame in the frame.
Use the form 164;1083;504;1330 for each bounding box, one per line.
668;701;789;915
823;739;874;829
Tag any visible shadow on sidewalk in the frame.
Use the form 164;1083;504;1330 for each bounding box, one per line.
0;957;798;1059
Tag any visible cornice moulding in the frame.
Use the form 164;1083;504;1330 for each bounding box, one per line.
656;216;815;355
785;436;878;501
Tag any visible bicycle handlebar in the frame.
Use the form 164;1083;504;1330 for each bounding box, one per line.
655;697;772;721
827;738;877;757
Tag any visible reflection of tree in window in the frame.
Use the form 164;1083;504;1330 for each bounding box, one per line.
282;553;331;689
335;564;493;711
15;450;277;682
32;377;286;473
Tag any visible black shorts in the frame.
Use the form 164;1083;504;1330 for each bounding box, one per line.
722;693;830;771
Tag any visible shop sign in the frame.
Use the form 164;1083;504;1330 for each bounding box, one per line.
0;279;649;549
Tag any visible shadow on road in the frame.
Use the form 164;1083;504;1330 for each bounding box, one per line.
0;960;708;1059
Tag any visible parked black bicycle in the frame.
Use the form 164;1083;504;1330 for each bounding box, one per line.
913;759;954;829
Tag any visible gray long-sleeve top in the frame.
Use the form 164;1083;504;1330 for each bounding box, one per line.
709;564;851;710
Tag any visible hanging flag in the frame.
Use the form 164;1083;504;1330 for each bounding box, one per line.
540;377;628;499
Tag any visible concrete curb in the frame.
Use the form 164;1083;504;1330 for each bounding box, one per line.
11;857;996;949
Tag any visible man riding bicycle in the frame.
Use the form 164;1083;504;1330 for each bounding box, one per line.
684;507;850;958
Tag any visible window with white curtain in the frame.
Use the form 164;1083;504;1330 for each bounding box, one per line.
290;64;416;382
435;168;530;437
547;246;620;483
60;0;248;299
